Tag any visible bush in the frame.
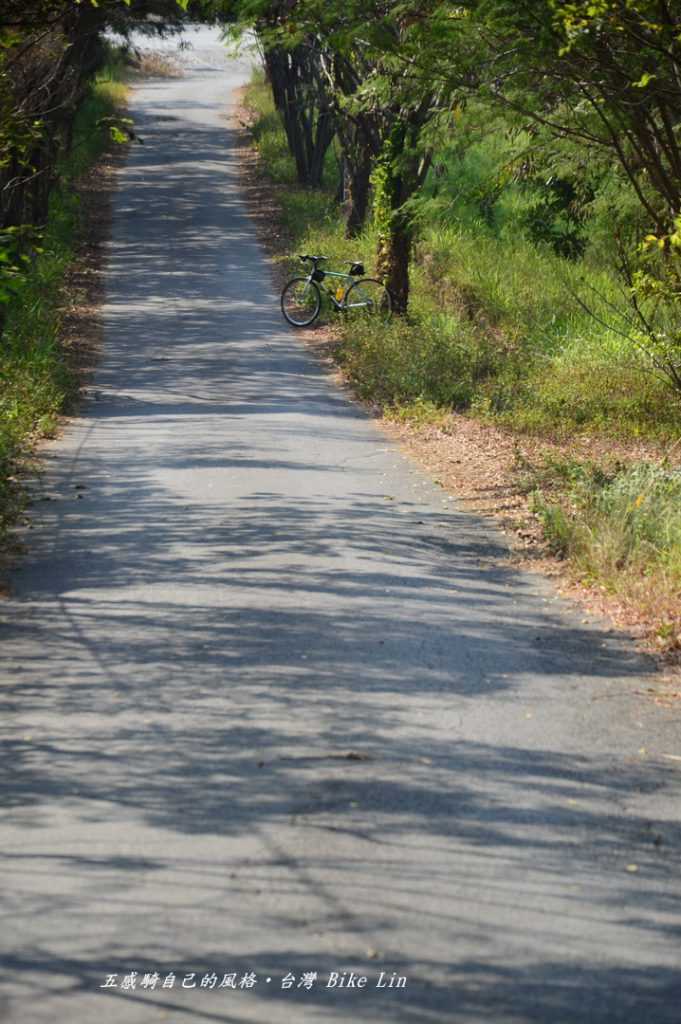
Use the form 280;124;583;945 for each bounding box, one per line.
337;313;497;410
532;460;681;610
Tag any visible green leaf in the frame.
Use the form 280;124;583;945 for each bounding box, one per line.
633;71;656;88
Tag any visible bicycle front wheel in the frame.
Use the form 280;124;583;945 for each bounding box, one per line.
281;278;321;327
344;278;392;322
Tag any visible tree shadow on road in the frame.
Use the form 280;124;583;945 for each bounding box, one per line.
1;81;679;1024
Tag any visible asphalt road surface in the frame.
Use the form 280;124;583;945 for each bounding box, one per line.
1;27;680;1024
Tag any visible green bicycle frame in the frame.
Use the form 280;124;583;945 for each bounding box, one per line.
308;269;355;309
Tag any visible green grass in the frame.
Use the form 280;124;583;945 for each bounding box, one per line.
530;457;681;644
415;225;679;439
0;54;129;543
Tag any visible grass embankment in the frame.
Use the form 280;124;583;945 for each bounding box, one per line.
0;55;128;545
244;71;681;653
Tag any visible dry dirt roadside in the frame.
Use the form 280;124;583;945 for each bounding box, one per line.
232;87;681;695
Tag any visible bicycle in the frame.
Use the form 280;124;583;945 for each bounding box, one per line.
280;254;392;328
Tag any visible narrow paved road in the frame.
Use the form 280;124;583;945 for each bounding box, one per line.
1;28;680;1024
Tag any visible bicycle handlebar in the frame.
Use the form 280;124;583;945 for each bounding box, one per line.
298;254;328;263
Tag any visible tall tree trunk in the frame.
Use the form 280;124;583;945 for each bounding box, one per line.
344;149;372;237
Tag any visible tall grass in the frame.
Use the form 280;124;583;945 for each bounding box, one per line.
0;54;129;543
531;458;681;644
416;225;678;439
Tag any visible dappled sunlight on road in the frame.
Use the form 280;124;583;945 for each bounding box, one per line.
1;25;680;1024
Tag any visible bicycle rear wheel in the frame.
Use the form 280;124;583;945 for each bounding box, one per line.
281;278;322;327
344;278;392;322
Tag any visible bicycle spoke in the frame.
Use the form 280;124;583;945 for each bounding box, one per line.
281;278;321;327
344;279;392;321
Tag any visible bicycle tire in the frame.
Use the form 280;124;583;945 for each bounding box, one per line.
344;278;392;321
281;278;322;327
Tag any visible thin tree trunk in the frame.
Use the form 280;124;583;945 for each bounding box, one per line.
306;108;335;187
262;42;335;188
345;153;371;238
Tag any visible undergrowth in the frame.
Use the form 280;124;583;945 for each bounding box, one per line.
529;457;681;648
